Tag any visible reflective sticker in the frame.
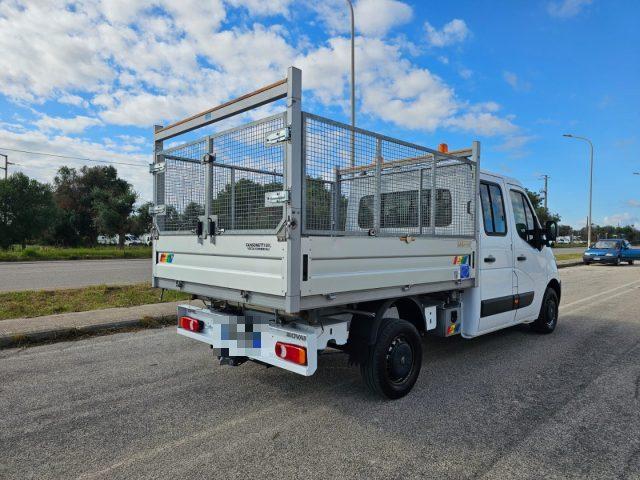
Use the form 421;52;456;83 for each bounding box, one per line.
460;264;470;279
453;255;470;265
159;253;174;264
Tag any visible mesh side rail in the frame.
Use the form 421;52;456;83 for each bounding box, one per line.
156;113;287;234
302;112;477;237
158;139;208;233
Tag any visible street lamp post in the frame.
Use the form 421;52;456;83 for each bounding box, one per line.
563;134;594;246
345;0;356;167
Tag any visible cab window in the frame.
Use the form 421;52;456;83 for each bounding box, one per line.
480;182;507;236
510;190;539;247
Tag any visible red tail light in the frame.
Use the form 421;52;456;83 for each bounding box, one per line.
275;342;307;366
179;316;203;332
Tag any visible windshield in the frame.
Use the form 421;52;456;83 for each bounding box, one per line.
593;240;619;249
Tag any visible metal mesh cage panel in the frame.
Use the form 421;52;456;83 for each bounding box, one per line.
211;115;285;231
160;139;209;232
302;113;476;237
156;114;286;234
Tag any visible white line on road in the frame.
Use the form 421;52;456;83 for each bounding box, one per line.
560;279;640;311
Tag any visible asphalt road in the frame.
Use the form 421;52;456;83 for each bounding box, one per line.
0;259;151;292
1;265;639;479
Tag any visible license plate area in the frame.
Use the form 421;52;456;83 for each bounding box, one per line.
177;305;267;357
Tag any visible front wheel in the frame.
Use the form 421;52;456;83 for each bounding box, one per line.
361;318;422;399
628;260;634;265
614;256;621;266
530;288;559;334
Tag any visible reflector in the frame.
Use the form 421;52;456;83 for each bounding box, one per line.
275;342;307;365
179;316;203;332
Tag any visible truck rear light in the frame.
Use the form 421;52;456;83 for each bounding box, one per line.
179;316;203;332
275;342;307;366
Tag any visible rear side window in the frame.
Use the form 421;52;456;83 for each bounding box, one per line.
480;182;507;236
358;189;452;229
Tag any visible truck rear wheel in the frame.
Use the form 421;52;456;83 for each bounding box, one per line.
530;288;559;334
361;318;422;399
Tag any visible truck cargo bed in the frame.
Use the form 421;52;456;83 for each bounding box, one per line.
151;67;478;313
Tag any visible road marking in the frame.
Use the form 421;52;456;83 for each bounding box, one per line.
560;279;640;311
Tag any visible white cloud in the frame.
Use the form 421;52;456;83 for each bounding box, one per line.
313;0;413;37
34;115;102;134
0;126;151;199
503;71;532;92
424;19;470;47
226;0;293;16
626;199;640;208
603;212;639;227
57;93;89;108
547;0;594;18
297;37;515;135
496;134;537;151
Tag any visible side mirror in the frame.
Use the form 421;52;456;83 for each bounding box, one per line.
516;223;527;240
545;220;558;242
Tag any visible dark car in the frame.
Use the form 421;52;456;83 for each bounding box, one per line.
583;239;640;265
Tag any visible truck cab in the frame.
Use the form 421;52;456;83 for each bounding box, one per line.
461;172;560;337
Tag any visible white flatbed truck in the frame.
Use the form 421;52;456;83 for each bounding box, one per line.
150;67;561;399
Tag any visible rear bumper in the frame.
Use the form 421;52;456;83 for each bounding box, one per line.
176;305;348;376
583;255;618;264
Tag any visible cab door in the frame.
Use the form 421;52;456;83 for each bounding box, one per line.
477;178;517;332
508;186;547;322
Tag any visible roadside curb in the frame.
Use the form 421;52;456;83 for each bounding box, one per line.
0;313;176;350
557;261;584;269
0;299;201;350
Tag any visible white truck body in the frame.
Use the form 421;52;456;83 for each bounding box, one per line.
150;68;560;398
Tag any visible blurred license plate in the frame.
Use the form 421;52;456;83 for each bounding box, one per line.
593;257;601;260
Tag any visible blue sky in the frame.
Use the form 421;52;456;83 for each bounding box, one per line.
0;0;638;227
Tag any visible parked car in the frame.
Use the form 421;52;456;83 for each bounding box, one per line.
583;239;640;265
124;234;143;246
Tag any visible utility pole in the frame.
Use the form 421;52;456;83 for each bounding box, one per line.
539;174;550;210
0;154;13;180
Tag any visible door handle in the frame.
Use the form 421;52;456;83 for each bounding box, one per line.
484;255;496;263
517;255;527;261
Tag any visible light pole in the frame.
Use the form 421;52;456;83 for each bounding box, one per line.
345;0;356;167
563;134;594;245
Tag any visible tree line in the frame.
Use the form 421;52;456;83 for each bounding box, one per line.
0;166;152;249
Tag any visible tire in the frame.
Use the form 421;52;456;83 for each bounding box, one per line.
628;260;634;265
583;261;591;265
360;318;422;399
614;256;621;266
530;288;559;334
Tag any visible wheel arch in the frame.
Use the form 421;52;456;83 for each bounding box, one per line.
547;278;561;303
355;296;426;346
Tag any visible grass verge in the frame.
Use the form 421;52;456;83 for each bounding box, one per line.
554;252;583;262
0;284;190;320
0;245;152;262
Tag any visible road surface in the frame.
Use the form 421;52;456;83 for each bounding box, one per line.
1;264;639;479
0;259;151;292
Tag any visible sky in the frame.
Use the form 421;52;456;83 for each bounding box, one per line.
0;0;638;228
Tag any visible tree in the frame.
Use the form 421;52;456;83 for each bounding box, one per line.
53;165;136;246
91;179;137;248
0;173;56;249
130;201;154;236
525;188;561;225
